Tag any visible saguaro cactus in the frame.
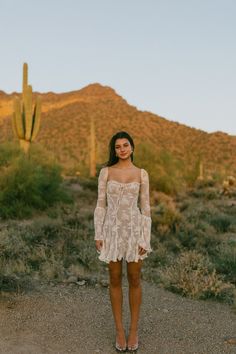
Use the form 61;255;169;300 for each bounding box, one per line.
12;63;42;153
198;160;204;180
89;115;96;177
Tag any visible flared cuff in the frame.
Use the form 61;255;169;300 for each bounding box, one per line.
138;214;152;252
94;206;107;240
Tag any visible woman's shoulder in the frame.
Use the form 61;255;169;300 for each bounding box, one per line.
133;166;149;182
138;167;148;174
98;166;108;179
140;168;149;182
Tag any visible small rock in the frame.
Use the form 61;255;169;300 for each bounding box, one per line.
86;276;98;285
66;276;78;283
99;279;109;287
76;280;86;286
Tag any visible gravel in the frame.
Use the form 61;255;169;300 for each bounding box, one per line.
0;274;236;354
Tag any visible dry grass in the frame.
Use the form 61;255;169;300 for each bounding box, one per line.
159;250;234;300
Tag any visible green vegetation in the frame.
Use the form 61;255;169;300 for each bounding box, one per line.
144;184;236;303
158;250;233;301
0;143;72;219
135;142;184;194
0;175;105;291
0;142;235;306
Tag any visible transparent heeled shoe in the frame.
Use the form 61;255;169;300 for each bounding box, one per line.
115;335;127;352
115;341;127;352
127;336;139;352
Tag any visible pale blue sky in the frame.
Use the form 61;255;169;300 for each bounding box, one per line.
1;0;235;135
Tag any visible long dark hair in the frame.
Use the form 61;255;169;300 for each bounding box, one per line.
105;131;135;167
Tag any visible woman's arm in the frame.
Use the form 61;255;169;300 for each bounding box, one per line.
138;168;152;253
94;167;108;242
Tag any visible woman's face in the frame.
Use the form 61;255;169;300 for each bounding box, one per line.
114;138;132;159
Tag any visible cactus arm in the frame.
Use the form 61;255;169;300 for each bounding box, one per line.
31;96;42;141
25;85;33;141
13;96;25;139
22;63;28;97
89;115;96;177
12;112;18;137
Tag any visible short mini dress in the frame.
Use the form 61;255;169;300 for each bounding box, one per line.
94;166;152;263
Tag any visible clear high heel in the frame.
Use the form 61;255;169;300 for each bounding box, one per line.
115;342;127;352
127;335;139;352
115;335;127;352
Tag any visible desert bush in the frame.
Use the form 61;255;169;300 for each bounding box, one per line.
182;201;234;233
135;143;183;195
144;240;171;268
211;242;236;284
0;143;72;219
155;175;178;195
78;176;98;191
0;142;22;167
194;178;217;189
176;218;222;253
0;205;103;288
189;187;219;199
182;156;203;187
209;214;232;233
152;203;182;236
159;250;234;301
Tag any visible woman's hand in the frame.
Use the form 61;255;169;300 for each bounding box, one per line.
95;240;103;253
138;245;147;256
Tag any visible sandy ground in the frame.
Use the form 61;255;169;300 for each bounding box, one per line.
0;273;236;354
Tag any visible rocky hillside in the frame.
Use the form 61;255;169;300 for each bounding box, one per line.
0;83;236;176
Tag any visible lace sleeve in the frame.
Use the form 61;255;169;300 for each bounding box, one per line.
94;167;108;240
138;169;152;252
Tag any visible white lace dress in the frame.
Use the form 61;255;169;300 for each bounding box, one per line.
94;166;152;263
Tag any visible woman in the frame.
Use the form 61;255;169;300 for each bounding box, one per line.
94;131;152;352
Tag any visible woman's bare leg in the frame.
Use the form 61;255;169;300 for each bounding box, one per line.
108;260;126;347
126;259;143;347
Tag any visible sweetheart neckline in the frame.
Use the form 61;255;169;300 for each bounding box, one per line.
107;180;141;185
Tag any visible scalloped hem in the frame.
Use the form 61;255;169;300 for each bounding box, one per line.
98;250;152;264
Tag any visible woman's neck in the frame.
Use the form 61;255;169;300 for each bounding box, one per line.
112;162;135;169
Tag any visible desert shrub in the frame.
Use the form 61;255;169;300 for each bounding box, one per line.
176;218;222;253
0;207;103;287
144;240;171;268
152;203;182;236
78;176;98;191
189;187;219;199
0;142;22;167
155;175;177;195
209;214;232;233
38;250;65;280
211;242;236;284
182;202;233;234
135;143;183;195
159;250;234;301
0;143;72;219
182;156;202;187
194;178;217;189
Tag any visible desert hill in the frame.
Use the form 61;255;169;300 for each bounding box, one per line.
0;83;235;177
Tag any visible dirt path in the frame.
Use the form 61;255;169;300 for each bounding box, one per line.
0;276;236;354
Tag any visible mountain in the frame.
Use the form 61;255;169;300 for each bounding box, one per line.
0;83;236;177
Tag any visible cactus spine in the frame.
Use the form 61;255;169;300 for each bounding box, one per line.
12;63;42;153
89;115;96;177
